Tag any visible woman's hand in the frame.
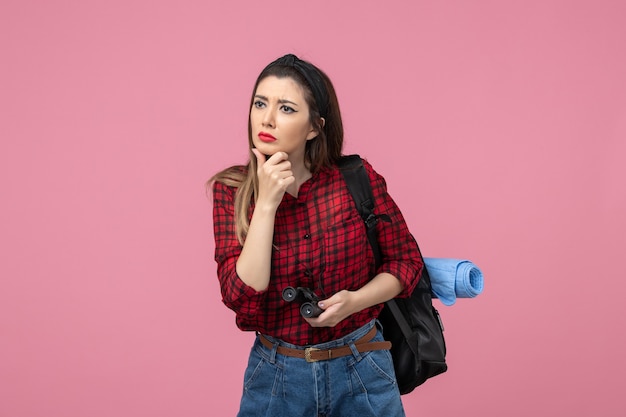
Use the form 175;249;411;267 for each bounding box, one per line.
305;290;357;328
305;273;403;328
252;149;295;208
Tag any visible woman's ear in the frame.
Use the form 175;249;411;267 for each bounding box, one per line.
306;118;325;140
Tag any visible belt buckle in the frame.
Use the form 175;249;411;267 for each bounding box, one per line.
304;347;320;363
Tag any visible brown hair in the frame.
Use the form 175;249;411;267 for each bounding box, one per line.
208;54;344;245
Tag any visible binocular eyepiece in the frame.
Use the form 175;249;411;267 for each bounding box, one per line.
282;286;323;318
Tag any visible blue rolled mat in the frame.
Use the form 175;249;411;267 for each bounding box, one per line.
424;258;484;306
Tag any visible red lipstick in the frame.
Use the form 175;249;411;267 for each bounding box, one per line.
258;132;276;143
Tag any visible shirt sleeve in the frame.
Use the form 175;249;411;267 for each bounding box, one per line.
364;160;424;297
212;180;267;316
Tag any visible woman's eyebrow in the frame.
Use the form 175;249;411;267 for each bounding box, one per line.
254;94;299;107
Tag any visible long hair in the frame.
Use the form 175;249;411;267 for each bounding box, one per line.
208;55;344;245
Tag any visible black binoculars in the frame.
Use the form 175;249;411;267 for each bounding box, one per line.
282;286;324;318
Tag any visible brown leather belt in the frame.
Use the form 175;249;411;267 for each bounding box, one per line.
259;326;391;363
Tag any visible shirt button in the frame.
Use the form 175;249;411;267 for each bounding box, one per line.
303;233;311;239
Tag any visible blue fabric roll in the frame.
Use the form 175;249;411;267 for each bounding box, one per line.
424;258;484;306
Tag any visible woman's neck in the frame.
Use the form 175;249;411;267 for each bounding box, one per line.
286;159;312;197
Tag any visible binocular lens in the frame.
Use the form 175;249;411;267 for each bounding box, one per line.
300;302;323;318
282;287;298;302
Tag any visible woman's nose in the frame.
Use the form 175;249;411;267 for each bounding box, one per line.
262;108;275;128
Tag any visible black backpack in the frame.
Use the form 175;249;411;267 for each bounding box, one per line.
338;155;447;394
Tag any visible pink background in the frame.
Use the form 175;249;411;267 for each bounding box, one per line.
1;1;625;416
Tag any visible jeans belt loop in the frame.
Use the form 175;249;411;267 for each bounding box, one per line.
269;340;278;364
348;341;363;362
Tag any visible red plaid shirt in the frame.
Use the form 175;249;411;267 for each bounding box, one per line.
212;158;422;345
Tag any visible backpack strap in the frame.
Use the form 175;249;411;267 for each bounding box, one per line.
337;155;409;267
338;155;385;268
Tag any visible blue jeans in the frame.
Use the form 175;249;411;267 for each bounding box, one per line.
237;320;405;417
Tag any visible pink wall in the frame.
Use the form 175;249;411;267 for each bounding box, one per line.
1;1;625;416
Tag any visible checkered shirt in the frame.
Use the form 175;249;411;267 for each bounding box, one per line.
212;158;423;345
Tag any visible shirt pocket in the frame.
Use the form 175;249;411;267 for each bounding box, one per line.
322;213;371;294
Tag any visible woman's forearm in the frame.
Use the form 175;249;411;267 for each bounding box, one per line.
351;272;404;312
235;203;277;292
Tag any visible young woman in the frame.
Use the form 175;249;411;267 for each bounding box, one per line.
210;54;423;417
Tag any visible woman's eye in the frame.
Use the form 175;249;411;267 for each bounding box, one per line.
253;101;266;108
280;105;295;114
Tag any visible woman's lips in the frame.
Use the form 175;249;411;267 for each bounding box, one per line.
258;132;276;143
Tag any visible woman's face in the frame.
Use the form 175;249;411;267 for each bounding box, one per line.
250;76;318;162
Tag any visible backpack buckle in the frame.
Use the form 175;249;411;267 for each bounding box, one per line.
365;213;379;229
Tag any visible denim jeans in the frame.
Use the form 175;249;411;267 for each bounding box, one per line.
237;320;405;417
